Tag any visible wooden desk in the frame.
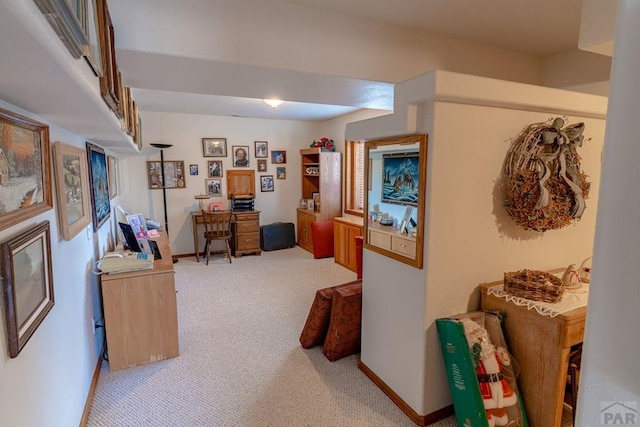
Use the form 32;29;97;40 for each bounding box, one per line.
192;210;261;261
480;274;587;427
101;232;179;371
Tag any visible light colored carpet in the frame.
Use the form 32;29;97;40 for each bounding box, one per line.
86;246;571;426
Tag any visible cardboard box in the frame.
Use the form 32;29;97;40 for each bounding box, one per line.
436;311;528;427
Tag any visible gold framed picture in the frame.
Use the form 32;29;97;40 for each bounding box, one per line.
52;142;92;240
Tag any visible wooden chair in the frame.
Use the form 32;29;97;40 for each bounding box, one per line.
201;209;233;265
565;343;583;426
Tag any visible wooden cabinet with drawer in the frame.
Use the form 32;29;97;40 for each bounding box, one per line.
231;211;261;257
334;217;363;272
368;223;416;260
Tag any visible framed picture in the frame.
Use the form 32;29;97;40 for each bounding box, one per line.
33;0;88;59
233;146;250;167
276;167;286;179
83;0;103;77
257;159;267;172
208;160;223;177
96;0;123;118
260;175;274;192
271;150;286;164
52;142;92;240
312;192;320;212
86;142;111;231
206;178;222;197
190;164;199;175
254;141;268;158
107;155;118;199
1;221;54;358
147;161;186;189
202;138;227;157
0;107;53;231
381;151;419;206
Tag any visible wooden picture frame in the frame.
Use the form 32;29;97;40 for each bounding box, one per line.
208;160;223;177
254;141;268;158
52;142;92;240
0;107;53;232
107;155;118;198
1;221;54;358
260;175;274;192
233;146;250;167
82;0;103;77
86;142;110;231
96;0;122;118
147;161;186;190
226;170;255;198
271;150;286;164
276;167;286;179
202;138;227;157
257;159;267;172
33;0;88;59
205;178;223;197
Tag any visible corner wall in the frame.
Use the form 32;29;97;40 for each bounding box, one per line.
347;70;607;416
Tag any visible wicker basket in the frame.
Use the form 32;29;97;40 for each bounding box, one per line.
503;269;564;303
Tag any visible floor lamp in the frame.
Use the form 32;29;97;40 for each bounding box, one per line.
150;143;178;263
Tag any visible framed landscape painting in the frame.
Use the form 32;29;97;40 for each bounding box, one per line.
52;142;92;240
86;142;111;231
0;107;53;231
1;221;54;358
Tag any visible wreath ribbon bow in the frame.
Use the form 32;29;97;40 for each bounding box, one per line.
534;119;586;218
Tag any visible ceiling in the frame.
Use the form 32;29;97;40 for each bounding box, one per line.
109;0;596;120
109;0;587;122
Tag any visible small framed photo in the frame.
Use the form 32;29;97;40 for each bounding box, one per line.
257;159;267;172
233;146;250;167
300;198;307;208
276;167;286;179
271;150;286;164
208;160;223;177
202;138;227;157
254;141;268;158
2;221;54;358
260;175;274;192
307;199;315;211
190;164;199;175
312;192;320;211
206;178;223;197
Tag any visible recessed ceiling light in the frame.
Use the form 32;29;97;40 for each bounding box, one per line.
263;99;284;109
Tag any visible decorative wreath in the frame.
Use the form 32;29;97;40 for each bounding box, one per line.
503;117;590;232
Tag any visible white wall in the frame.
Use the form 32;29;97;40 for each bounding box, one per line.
578;0;640;424
424;101;606;412
0;100;116;427
119;112;324;256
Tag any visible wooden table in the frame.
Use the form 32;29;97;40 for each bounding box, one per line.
479;273;587;427
192;210;261;261
101;232;179;370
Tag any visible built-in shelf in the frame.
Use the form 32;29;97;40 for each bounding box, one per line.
0;0;137;153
